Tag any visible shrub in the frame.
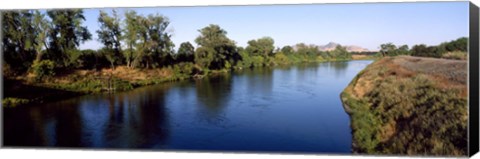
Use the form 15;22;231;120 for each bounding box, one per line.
31;60;55;81
274;52;291;65
251;55;265;67
441;51;467;60
2;97;30;107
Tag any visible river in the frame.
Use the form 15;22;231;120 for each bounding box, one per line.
4;60;373;153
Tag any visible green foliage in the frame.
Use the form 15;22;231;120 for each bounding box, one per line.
251;56;265;67
246;37;275;57
177;42;195;62
382;37;468;59
330;45;352;60
123;10;139;68
97;10;123;69
31;60;55;81
129;13;174;68
194;24;238;70
173;62;195;76
32;11;50;61
46;9;92;67
2;97;31;108
194;47;215;69
2;11;37;74
273;52;291;65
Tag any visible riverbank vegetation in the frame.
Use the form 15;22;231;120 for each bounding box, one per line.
2;9;354;107
378;37;467;60
341;56;467;156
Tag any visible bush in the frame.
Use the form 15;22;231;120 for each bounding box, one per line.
274;52;291;65
2;97;30;107
251;55;265;67
441;51;467;60
173;62;195;75
31;60;56;81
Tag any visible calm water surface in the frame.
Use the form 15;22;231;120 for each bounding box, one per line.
4;60;372;153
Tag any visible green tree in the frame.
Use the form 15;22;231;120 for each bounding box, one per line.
32;11;51;62
123;10;140;68
2;11;36;73
411;44;429;57
145;14;174;68
246;37;275;57
397;45;410;55
281;46;294;55
379;43;397;57
129;13;174;68
47;9;92;68
330;45;351;59
97;10;123;69
177;42;195;62
194;24;237;69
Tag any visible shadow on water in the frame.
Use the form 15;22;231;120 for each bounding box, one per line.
195;74;233;119
4;84;171;149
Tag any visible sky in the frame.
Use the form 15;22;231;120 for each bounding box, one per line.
78;2;469;51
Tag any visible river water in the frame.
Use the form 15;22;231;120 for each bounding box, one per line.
4;60;372;153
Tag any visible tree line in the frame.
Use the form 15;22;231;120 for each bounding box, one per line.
2;9;352;79
379;37;468;58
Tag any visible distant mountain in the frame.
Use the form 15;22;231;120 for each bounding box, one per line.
318;42;369;52
291;42;370;52
319;42;340;51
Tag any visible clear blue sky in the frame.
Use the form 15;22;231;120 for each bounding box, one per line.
79;2;469;51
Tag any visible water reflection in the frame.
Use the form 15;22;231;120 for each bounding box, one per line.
4;60;373;152
4;85;171;148
195;74;232;116
327;61;349;78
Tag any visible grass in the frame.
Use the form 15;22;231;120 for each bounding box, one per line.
341;56;468;156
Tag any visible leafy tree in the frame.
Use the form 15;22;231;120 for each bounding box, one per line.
446;37;468;52
246;37;275;57
32;11;51;62
397;45;410;55
379;43;397;57
194;24;237;69
145;14;174;68
177;42;195;62
128;13;174;68
2;11;36;73
330;45;351;59
281;46;294;55
97;10;123;69
123;10;140;68
47;9;92;68
411;44;429;57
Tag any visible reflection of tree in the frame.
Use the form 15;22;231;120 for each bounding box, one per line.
102;85;170;148
48;99;84;147
245;67;274;96
329;61;349;78
295;63;319;82
5;84;172;148
4;106;46;146
195;74;233;116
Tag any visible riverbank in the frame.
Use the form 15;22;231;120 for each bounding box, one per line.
3;64;195;107
340;56;467;156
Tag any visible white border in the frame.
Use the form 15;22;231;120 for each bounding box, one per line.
1;0;479;159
